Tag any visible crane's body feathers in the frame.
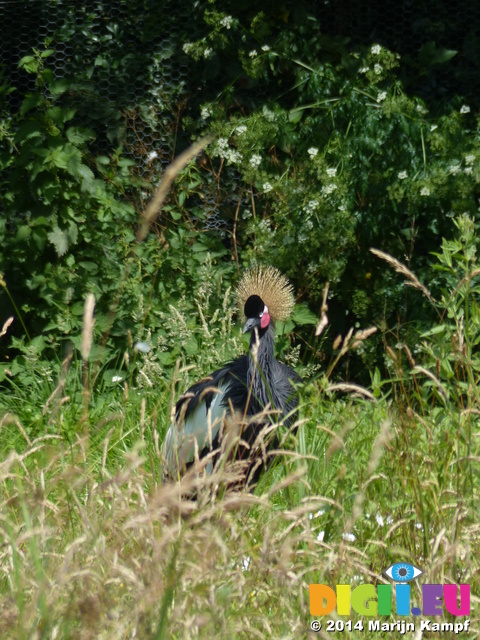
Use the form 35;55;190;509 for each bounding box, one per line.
161;267;302;484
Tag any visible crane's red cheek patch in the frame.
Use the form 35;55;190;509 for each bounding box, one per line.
260;312;270;329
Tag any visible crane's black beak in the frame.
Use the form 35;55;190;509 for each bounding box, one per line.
243;317;259;334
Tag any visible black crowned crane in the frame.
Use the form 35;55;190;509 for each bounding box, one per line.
161;266;302;485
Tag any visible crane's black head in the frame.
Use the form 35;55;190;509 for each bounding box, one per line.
243;294;271;334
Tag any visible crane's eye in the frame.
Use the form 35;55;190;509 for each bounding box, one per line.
384;563;423;582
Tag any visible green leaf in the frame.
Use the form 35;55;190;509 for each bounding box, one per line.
47;226;69;256
18;55;35;67
29;335;47;354
66;126;95;145
15;225;31;242
292;304;317;325
117;158;136;168
67;221;78;245
420;324;446;338
79;261;99;273
47;106;76;125
419;42;458;66
18;95;44;118
50;79;71;96
288;109;303;124
18;55;38;73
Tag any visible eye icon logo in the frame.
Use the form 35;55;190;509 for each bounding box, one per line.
384;562;423;582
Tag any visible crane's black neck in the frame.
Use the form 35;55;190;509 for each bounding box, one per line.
247;324;277;411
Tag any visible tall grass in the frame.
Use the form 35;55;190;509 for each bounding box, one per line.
1;219;480;639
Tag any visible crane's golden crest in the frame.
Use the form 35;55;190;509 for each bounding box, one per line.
236;266;295;322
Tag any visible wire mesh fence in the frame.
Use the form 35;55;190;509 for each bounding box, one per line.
1;0;479;237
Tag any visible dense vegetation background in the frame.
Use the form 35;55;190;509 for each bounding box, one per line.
0;1;479;638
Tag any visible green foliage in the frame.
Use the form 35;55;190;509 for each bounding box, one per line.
1;2;480;386
0;50;137;348
0;45;231;376
180;5;480;342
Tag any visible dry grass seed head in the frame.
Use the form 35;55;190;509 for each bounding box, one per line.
315;282;330;337
0;316;13;338
81;294;95;360
370;248;433;302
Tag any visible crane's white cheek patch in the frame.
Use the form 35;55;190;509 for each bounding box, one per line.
260;311;270;329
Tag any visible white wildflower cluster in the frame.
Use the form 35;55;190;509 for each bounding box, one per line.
298;232;309;244
203;47;213;59
304;199;320;215
201;105;213;120
134;342;151;354
430;124;438;131
220;15;233;29
371;44;382;55
308;509;325;520
398;171;408;180
326;167;337;177
263;182;273;193
448;163;461;175
465;154;475;165
377;91;387;102
342;532;356;542
226;149;242;164
235;124;247;135
374;63;383;75
256;218;271;250
215;137;243;165
261;44;271;52
370;513;393;526
420;186;430;196
322;183;337;196
263;108;276;122
460;105;470;114
308;147;318;159
249;50;258;58
249;154;262;168
358;66;370;74
182;42;194;55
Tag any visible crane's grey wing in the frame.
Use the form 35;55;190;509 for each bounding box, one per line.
161;356;250;477
161;378;232;477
